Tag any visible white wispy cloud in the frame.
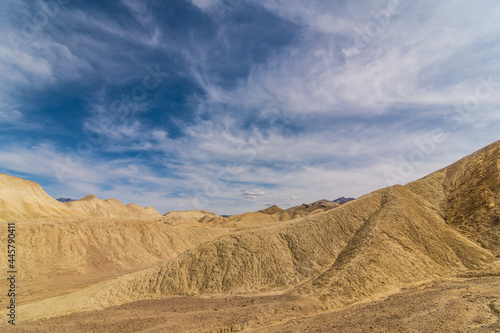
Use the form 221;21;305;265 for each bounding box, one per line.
190;0;499;117
188;0;221;11
240;189;266;200
0;142;183;212
0;109;23;124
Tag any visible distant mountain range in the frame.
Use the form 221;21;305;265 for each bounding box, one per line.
56;197;76;203
258;197;356;219
332;196;355;204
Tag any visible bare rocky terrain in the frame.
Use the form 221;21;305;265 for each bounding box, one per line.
1;141;500;332
8;275;500;332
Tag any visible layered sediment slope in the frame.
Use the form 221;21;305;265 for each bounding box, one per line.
297;185;493;304
120;142;499;303
0;217;230;312
283;199;341;219
441;141;500;255
4;141;500;325
0;174;225;311
0;174;163;221
0;173;86;222
66;195;162;219
109;186;493;304
163;209;222;225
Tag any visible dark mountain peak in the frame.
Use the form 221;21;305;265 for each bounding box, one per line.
56;197;75;203
332;197;355;204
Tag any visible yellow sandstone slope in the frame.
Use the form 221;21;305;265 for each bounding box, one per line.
0;217;230;306
5;141;500;324
65;195;162;219
120;142;499;304
163;209;222;225
0;174;163;221
0;173;86;222
440;141;500;255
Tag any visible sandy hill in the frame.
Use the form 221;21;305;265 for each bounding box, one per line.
66;195;162;219
163;209;222;224
256;199;348;222
220;211;284;230
2;141;500;328
0;173;86;222
438;141;500;255
296;141;500;303
258;205;284;215
0;174;162;221
15;184;494;322
282;199;341;219
1;217;229;303
118;186;491;300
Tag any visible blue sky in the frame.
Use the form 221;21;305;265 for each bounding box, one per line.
1;0;499;214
